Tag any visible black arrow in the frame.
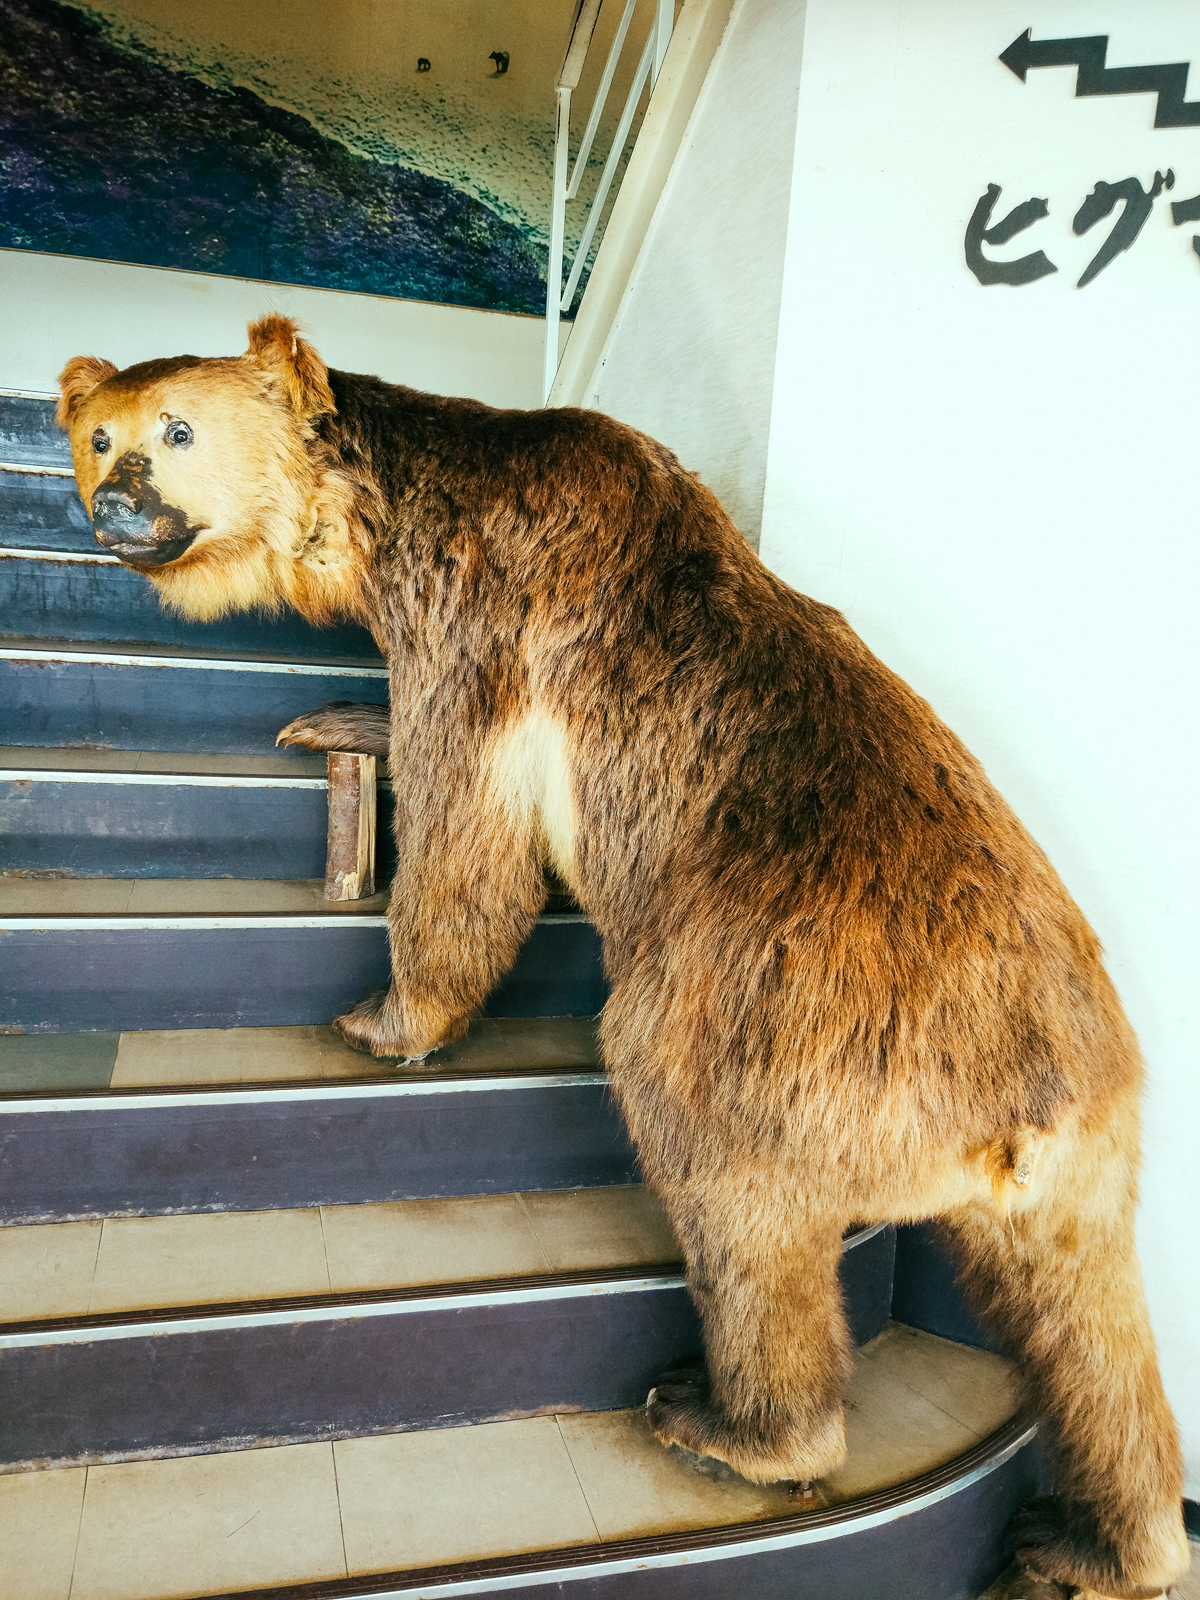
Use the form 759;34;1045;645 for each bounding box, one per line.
1000;29;1200;128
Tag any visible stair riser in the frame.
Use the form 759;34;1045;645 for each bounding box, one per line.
892;1223;996;1353
0;549;383;658
0;1284;700;1469
0;394;71;468
1;775;397;880
0;1233;894;1470
1;653;389;754
0;1077;630;1217
0;917;604;1034
0;470;92;550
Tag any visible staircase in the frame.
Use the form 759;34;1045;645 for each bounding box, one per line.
1;387;1044;1600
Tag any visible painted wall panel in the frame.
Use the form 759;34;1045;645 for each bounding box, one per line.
759;0;1200;1495
0;249;545;408
590;0;805;547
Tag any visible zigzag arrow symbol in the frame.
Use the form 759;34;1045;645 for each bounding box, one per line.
1000;29;1200;128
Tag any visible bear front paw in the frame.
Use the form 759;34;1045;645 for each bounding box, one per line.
276;700;390;756
646;1362;846;1486
333;988;466;1061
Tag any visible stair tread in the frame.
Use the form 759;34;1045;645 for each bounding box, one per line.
0;1186;677;1322
0;1017;600;1093
0;877;393;917
0;633;386;669
0;745;329;777
0;1325;1018;1599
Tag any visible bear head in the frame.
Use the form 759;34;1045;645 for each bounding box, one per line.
56;314;360;622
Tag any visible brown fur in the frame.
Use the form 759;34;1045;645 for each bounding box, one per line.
58;318;1189;1596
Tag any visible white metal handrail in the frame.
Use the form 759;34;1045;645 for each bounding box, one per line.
544;0;674;404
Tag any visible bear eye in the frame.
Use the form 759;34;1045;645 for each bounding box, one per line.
164;419;193;449
92;428;110;455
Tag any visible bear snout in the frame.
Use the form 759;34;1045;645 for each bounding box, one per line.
92;485;146;533
90;484;199;567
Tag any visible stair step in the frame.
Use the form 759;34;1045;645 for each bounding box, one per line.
1;744;329;774
0;1326;1030;1600
0;1225;894;1472
0;543;384;658
1;751;367;879
0;885;605;1032
0;1187;679;1319
0;875;390;915
0;640;388;754
0;753;594;891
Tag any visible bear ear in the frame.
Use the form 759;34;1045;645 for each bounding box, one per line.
245;313;335;422
56;355;119;429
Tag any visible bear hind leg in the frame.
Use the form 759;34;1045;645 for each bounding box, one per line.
647;1196;850;1484
943;1113;1189;1597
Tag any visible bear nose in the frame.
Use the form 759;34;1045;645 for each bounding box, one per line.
91;487;144;524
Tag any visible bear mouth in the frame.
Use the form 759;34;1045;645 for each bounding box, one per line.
96;523;200;567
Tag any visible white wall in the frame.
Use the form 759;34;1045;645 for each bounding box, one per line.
0;248;543;407
589;0;806;546
759;0;1200;1495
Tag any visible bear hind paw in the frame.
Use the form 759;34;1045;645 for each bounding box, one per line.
1011;1497;1188;1599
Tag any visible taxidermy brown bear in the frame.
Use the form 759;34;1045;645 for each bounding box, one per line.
58;316;1188;1598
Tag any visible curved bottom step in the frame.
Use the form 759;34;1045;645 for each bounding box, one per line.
262;1418;1041;1600
0;1324;1033;1600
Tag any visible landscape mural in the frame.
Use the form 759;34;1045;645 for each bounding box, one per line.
0;0;636;314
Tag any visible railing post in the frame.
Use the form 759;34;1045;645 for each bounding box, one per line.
544;84;572;406
652;0;673;84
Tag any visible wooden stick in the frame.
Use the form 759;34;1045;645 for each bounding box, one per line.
325;752;376;901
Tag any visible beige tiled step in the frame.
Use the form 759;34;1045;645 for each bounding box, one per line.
0;876;390;916
0;636;382;669
0;1325;1019;1600
0;1015;599;1092
0;1186;678;1321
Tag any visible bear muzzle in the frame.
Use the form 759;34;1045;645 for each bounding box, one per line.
90;483;200;567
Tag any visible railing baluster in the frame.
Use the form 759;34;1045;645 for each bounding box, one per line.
559;29;654;317
653;0;674;82
544;82;573;406
545;0;675;404
567;0;639;201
